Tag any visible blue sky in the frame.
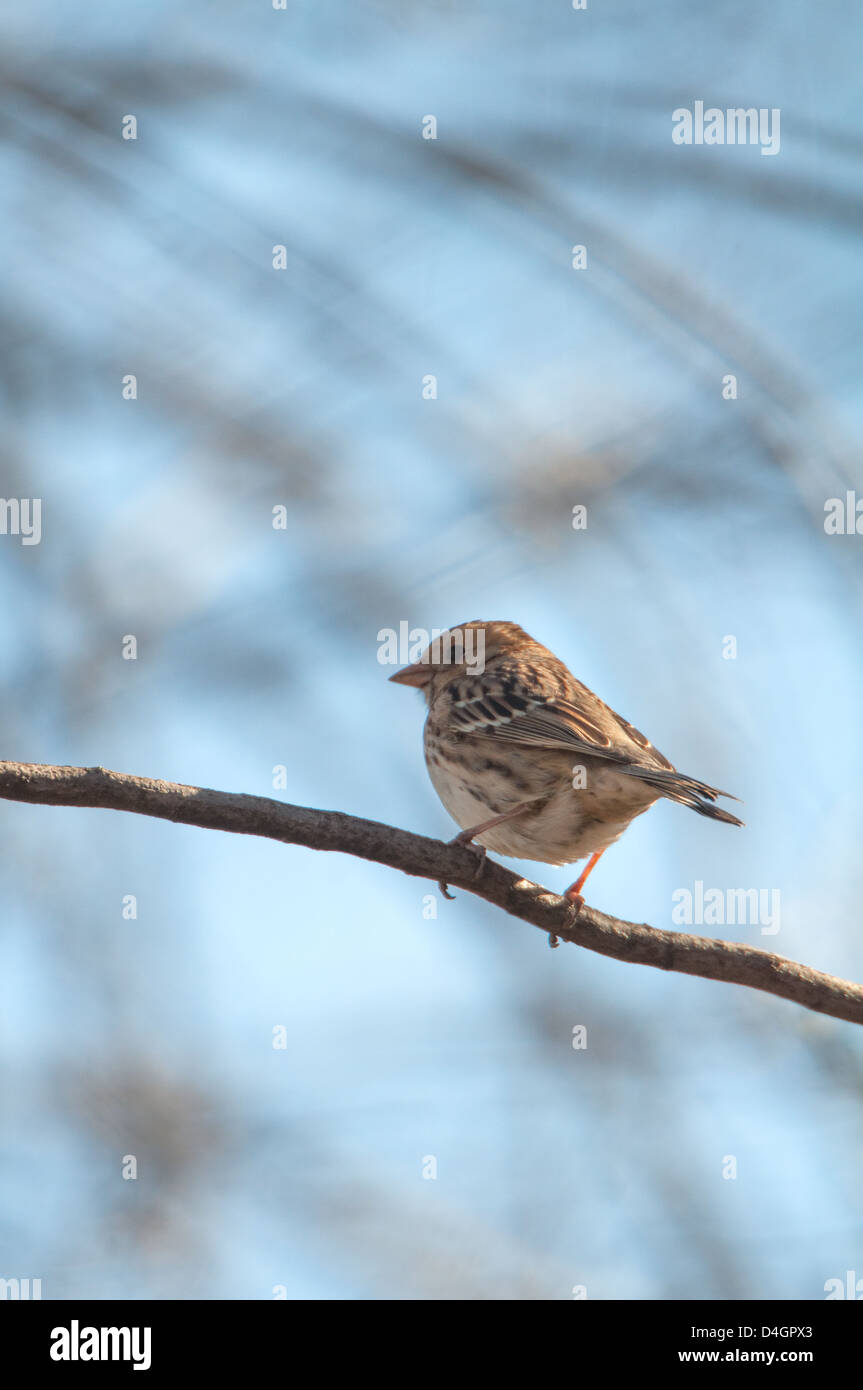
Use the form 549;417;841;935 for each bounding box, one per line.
1;0;862;1299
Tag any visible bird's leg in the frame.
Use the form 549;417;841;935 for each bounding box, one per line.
438;801;536;899
451;800;538;848
562;848;606;917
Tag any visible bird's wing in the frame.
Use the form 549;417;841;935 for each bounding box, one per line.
443;670;742;823
445;672;670;767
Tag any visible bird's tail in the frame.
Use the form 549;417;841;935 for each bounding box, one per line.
624;766;744;826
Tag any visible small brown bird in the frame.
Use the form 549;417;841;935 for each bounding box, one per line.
390;620;742;910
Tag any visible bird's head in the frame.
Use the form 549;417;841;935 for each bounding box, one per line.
388;620;531;702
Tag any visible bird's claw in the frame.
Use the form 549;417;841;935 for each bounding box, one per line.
548;888;585;947
460;839;487;880
439;835;487;900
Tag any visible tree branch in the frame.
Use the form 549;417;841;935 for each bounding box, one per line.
0;760;859;1026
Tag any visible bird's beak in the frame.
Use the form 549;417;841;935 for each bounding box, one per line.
388;662;432;688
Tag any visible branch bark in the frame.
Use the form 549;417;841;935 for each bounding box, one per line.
0;760;860;1026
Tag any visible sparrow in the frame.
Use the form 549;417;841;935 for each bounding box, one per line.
390;620;742;914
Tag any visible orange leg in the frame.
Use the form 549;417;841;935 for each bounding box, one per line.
564;849;606;906
549;850;607;946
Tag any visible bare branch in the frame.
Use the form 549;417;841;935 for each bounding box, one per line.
1;760;860;1026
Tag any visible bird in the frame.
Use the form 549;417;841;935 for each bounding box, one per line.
389;620;742;914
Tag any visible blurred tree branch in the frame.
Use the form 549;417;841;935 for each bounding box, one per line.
1;760;860;1027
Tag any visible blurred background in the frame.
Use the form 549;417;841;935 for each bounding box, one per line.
1;0;862;1300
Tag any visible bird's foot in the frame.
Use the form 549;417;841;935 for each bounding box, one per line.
439;833;487;899
548;888;585;946
454;834;488;876
563;887;585;917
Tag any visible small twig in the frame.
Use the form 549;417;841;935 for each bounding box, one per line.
0;761;860;1026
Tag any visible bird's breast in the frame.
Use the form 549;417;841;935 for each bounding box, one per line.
423;726;658;866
